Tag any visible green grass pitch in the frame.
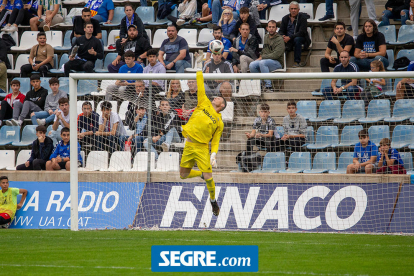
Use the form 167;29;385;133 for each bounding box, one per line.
1;230;413;275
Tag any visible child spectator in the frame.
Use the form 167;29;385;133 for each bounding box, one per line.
0;176;27;228
0;79;25;127
77;101;99;147
126;105;147;153
16;125;54;170
361;60;386;108
7;74;48;127
49;97;70;145
46;127;82;171
376;138;406;174
33;77;67;126
245;103;276;154
347;129;378;174
143;49;166;93
274;101;307;152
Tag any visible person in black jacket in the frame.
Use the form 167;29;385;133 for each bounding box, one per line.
107;24;151;73
378;0;410;27
119;4;149;41
16;125;54;170
64;21;104;77
278;1;311;67
230;23;259;73
143;99;181;159
7;74;48;127
230;7;261;43
71;8;102;44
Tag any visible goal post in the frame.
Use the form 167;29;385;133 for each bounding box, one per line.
69;71;414;233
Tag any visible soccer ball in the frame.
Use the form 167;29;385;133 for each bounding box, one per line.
209;40;224;55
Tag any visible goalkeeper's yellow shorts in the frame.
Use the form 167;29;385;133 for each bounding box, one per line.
180;140;212;173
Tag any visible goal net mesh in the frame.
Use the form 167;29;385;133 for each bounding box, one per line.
70;72;413;233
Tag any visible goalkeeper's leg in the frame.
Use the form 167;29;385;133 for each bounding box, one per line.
203;172;220;216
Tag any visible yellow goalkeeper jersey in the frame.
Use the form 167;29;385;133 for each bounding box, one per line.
182;71;224;153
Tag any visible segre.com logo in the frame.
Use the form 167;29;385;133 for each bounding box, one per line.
151;245;258;272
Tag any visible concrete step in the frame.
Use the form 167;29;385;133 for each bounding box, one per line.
262;92;319;100
283;79;323;90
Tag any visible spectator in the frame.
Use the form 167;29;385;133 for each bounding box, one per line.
230;7;261;43
0;80;25;127
378;0;410;27
206;25;232;62
71;8;102;44
158;24;192;73
320;21;355;72
322;51;359;100
278;1;311;67
177;79;198;121
7;74;48;127
405;0;414;24
84;0;114;24
33;77;67;126
376;138;406;174
209;0;240;28
166;80;185;110
143;99;181;159
241;0;273;21
0;36;11;70
230;23;259;73
77;101;100;147
347;129;377;174
95;101;127;152
249;20;285;91
274;101;307;152
0;0;23;27
46;127;82;171
361;60;386;107
349;0;378;39
125;81;148;130
203;45;233;100
16;125;54;170
64;21;104;77
20;32;54;77
106;50;143;101
218;8;236;39
0;176;27;229
126;105;147;153
108;24;150;73
2;0;38;32
49;97;70;145
191;0;213;24
318;0;334;21
30;0;64;31
350;19;389;72
396;75;414;100
143;49;166;93
120;4;149;41
168;0;197;26
245;103;276;154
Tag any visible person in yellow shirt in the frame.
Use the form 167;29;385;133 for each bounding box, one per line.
0;176;27;228
180;71;226;216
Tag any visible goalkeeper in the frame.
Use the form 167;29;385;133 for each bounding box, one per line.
179;71;226;216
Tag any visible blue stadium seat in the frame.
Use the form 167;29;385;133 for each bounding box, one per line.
279;152;311;173
12;125;37;147
102;30;107;47
380;77;393;96
136;6;156;25
95;53;118;73
0;126;21;146
307;126;339;150
251;152;285;173
391;125;414;149
40;77;52;94
148;7;178;26
54;30;72;51
309;100;341;122
102;7;124;27
368;125;390;146
378;25;396;44
78;80;98;96
304;126;314;146
329;152;353;174
296;100;317;120
12;77;30;95
385;78;402;96
49;53;69;74
333;100;364;123
332;125;363;147
384;99;414;122
386;49;394;71
311;79;341;96
400;152;413;174
275;126;284;138
359;99;390;123
303;152;336;173
58;77;69;95
389;25;414;46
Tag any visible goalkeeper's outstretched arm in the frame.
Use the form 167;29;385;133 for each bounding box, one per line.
196;71;209;106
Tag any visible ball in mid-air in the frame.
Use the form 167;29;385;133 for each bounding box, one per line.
209;40;224;55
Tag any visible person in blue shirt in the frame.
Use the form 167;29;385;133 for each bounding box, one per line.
84;0;114;24
347;129;377;174
376;138;406;174
206;26;233;62
322;50;360;100
46;127;83;171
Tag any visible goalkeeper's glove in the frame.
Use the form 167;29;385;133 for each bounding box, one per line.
210;152;217;168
